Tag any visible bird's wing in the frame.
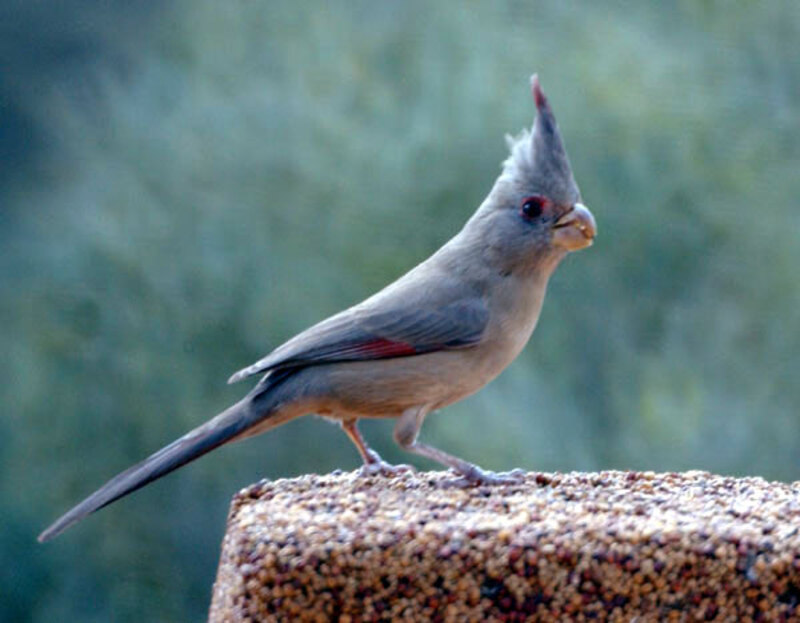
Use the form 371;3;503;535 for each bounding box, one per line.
227;291;488;384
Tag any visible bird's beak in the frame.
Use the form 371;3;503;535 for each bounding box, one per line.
552;203;596;251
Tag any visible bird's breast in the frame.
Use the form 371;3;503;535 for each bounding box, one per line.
480;271;549;367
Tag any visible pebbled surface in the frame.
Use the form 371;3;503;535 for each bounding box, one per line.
209;470;800;622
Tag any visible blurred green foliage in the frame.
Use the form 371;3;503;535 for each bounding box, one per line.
1;1;799;620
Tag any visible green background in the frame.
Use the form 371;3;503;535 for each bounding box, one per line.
2;1;799;620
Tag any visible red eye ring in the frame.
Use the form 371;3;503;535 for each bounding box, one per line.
521;195;547;220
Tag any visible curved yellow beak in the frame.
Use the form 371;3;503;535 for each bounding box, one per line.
552;203;596;251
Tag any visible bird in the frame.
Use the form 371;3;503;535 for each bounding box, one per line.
39;74;596;543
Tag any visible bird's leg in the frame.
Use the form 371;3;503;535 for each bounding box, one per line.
340;419;414;477
393;407;523;487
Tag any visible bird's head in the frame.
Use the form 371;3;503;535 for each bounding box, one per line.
472;74;596;274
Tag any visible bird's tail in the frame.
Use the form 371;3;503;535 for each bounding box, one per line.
38;379;290;543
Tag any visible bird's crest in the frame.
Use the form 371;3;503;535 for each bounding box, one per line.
502;74;580;205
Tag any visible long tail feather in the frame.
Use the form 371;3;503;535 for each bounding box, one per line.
39;391;275;542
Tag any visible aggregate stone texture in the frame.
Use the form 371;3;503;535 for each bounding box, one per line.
209;470;800;622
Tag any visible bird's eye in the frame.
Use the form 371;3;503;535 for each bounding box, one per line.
521;195;546;220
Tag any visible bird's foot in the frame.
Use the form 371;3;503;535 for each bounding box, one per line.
358;450;416;478
443;466;525;488
358;460;416;478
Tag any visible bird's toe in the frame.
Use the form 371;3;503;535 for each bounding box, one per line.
358;461;416;478
441;466;524;488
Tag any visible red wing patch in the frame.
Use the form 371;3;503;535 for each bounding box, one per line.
345;338;417;358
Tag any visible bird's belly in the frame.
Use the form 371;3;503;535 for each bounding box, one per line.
311;345;518;419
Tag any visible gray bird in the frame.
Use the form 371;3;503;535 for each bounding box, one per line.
39;74;596;543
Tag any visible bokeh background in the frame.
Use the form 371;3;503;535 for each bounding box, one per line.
2;1;799;620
